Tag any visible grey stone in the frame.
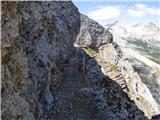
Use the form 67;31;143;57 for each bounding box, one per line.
42;87;54;105
75;14;113;48
1;1;80;119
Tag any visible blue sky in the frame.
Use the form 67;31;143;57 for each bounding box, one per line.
73;0;160;26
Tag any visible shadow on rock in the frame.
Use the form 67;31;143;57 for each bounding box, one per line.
52;48;150;120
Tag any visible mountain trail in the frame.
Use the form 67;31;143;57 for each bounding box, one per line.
56;49;83;96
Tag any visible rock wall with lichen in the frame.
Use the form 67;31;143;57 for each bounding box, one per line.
1;1;80;119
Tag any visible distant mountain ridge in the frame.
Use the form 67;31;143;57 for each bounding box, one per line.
105;21;160;45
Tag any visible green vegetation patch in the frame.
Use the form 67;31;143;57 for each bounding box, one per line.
109;63;118;72
83;47;97;57
141;76;151;84
128;40;160;64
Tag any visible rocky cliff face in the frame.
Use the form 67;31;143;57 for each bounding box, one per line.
75;14;160;118
105;21;160;111
1;1;159;120
1;1;80;119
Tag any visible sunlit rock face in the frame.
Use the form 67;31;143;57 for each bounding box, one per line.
76;14;113;48
75;14;160;118
105;21;160;116
1;1;80;119
1;1;159;120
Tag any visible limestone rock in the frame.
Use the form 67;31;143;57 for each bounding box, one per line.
76;13;160;118
75;14;112;48
72;88;149;120
85;58;104;84
1;1;80;119
2;1;159;120
2;93;35;120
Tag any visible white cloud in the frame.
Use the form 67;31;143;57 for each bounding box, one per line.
87;6;122;21
137;3;160;16
136;4;146;9
127;3;160;17
127;9;145;17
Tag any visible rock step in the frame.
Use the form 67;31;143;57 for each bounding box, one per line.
56;91;76;95
114;79;126;86
62;77;78;80
64;64;78;67
58;83;79;87
113;76;124;81
60;78;79;82
63;72;78;74
114;77;125;81
57;87;78;91
59;87;79;90
57;81;79;87
64;69;79;74
64;65;78;70
112;74;121;79
68;62;79;65
59;85;79;89
107;72;127;89
63;71;78;73
62;74;78;76
63;69;78;71
69;58;79;61
62;85;79;88
63;77;78;79
59;83;79;87
60;82;79;86
56;88;79;93
68;64;78;66
113;76;125;82
63;71;78;74
63;76;78;79
56;49;83;96
63;79;78;81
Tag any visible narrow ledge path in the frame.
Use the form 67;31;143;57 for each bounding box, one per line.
56;48;84;96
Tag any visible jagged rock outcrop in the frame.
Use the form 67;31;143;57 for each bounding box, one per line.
1;1;80;119
2;1;158;120
75;14;113;48
75;14;160;118
106;21;160;111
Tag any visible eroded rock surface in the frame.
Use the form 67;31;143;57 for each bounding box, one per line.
1;1;80;119
75;14;160;118
76;14;112;48
1;1;158;120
